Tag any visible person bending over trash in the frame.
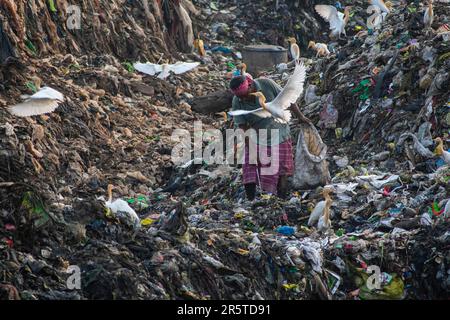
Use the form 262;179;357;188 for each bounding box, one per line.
229;74;308;200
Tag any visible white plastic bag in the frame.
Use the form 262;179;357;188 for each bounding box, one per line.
293;123;331;189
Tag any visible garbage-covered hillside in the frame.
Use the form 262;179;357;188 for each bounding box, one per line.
0;0;449;300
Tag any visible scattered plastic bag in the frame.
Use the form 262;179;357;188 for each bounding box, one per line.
21;192;51;229
304;85;320;105
318;94;338;129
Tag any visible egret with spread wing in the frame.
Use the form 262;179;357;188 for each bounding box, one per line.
228;63;306;123
9;87;64;117
315;4;352;39
134;61;200;80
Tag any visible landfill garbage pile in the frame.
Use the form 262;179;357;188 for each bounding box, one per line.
1;0;450;300
191;0;329;54
0;0;203;64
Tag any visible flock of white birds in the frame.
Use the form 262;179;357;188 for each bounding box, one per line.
7;61;200;118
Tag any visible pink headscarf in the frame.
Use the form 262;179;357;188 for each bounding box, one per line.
231;77;252;96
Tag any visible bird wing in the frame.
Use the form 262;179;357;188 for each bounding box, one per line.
308;200;325;226
367;4;381;14
133;62;163;76
31;87;64;101
168;62;200;74
368;12;383;29
228;108;271;118
315;5;342;33
157;66;171;80
317;43;330;54
370;0;389;13
9;99;60;117
424;9;432;25
108;199;141;229
268;62;306;110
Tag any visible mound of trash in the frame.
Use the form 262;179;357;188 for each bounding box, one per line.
1;0;450;300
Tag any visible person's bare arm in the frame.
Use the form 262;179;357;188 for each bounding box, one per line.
289;103;313;125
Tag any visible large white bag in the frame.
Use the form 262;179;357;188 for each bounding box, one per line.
293;123;331;189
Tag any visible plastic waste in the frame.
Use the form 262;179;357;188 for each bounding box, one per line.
333;155;349;168
420;212;433;226
352;79;372;100
304;85;320;105
443;200;450;219
318;94;338;129
211;46;233;54
276;226;296;236
21;192;51;229
276;63;288;72
356;174;399;189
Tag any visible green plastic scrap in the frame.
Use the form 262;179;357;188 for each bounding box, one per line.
47;0;57;13
350;261;404;300
407;5;417;13
401;51;410;60
352;79;372;100
288;266;299;273
21;192;51;229
69;63;81;70
359;274;405;300
127;195;149;209
226;61;236;71
26;81;38;94
122;61;135;73
24;39;37;55
438;52;450;65
210;2;218;10
145;135;160;142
